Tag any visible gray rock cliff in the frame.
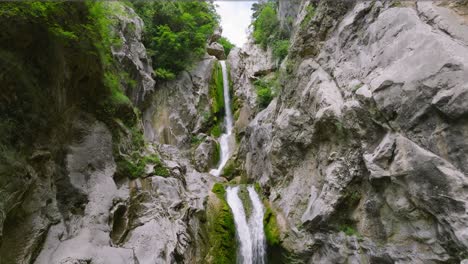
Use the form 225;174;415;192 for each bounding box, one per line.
237;0;468;262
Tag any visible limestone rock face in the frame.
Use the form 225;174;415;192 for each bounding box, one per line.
193;135;219;172
111;3;155;108
238;0;468;262
143;54;216;148
210;26;222;43
227;39;276;128
207;42;226;60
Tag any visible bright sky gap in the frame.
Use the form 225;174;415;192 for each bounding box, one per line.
214;1;257;47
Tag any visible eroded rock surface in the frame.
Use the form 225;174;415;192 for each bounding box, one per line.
238;0;468;262
143;54;216;148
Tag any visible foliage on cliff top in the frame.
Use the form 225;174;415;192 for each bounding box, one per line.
0;2;147;182
132;1;219;80
251;0;290;61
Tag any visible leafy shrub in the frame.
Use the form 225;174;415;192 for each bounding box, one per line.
272;39;290;61
154;67;176;80
132;1;219;80
252;1;279;49
254;77;277;109
251;0;290;61
218;36;235;56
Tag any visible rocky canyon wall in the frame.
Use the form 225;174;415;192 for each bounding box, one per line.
235;0;468;263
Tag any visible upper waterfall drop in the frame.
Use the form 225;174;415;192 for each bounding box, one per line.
210;61;235;176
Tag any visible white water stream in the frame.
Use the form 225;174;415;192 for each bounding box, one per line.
211;61;266;263
210;61;235;176
226;186;267;264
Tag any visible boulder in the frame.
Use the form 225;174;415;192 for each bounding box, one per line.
193;136;219;172
207;42;226;60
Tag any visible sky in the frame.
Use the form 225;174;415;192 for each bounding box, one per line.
214;1;257;47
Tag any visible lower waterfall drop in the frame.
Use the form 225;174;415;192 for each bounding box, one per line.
248;187;267;264
226;186;267;264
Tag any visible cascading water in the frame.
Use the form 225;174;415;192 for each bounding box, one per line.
211;60;267;263
226;186;267;264
210;61;235;176
248;187;267;264
226;186;253;263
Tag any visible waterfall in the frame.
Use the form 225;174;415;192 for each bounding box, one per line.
248;187;267;264
226;186;267;264
210;60;235;176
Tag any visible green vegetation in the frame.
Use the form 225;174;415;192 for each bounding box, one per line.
339;225;359;237
132;1;219;80
254;76;279;109
251;0;290;61
116;153;169;179
212;183;226;198
301;4;316;30
206;61;225;137
207;183;237;263
221;158;242;180
218;37;235;56
272;39;290;61
264;204;281;246
191;134;205;147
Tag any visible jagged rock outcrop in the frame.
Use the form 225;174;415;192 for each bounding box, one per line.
228;39;276;135
0;2;222;263
143;54;217;148
237;0;468;263
111;4;155;108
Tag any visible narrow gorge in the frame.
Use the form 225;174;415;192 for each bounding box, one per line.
1;0;468;264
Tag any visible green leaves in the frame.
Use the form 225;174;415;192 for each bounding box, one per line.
133;1;218;80
218;37;235;56
252;2;279;49
252;0;290;61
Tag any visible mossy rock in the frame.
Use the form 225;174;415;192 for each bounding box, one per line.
204;183;237;264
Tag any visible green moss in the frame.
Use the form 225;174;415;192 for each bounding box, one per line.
212;183;226;199
237;185;253;218
207;183;237;263
339;225;359;237
116;153;169;179
210;61;225;116
213;141;221;166
254;182;262;194
222;161;236;178
190;134;204;147
205;61;226;137
264;205;281;247
301;4;316;30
